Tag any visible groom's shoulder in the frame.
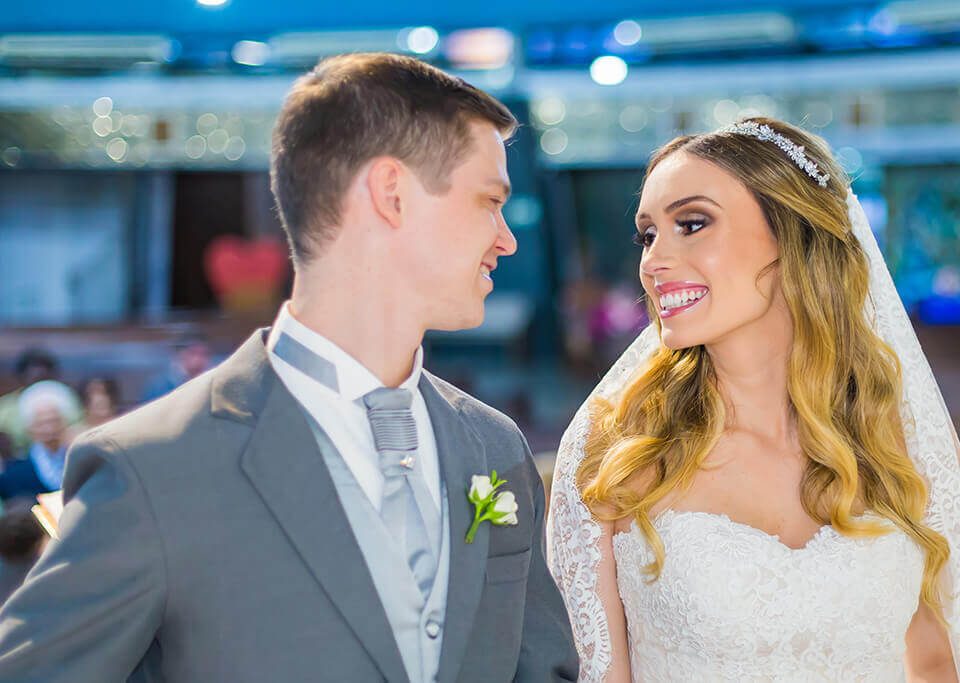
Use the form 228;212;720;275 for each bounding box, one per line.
61;368;224;505
78;330;267;459
423;370;523;441
78;369;218;456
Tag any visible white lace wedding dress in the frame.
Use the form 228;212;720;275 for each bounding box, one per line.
611;509;924;682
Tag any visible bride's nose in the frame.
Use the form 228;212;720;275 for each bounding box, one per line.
640;235;679;278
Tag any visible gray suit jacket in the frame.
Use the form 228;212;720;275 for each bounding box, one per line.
0;330;577;682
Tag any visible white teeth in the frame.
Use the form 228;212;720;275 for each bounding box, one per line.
480;265;492;281
659;289;707;310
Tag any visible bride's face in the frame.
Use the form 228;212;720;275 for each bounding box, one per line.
637;152;785;350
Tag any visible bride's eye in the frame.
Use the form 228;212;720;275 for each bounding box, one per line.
634;228;656;248
676;215;710;235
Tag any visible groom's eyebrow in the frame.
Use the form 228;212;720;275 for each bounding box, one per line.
485;179;512;200
636;195;722;221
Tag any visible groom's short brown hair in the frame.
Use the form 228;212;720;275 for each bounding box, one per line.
270;52;517;263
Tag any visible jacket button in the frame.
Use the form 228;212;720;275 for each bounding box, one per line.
425;620;441;639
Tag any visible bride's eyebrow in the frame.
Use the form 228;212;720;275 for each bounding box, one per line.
636;195;723;222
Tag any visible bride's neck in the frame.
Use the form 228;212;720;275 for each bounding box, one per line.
706;318;794;443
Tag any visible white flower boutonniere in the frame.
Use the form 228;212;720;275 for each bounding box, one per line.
465;470;519;544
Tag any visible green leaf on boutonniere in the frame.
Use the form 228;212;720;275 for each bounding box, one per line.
465;470;519;543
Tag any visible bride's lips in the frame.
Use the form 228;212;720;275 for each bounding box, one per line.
655;281;709;319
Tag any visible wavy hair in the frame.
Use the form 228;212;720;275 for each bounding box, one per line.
578;117;949;616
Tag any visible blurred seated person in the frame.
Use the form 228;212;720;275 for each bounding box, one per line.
0;503;47;606
69;376;120;439
0;349;81;454
0;381;75;501
141;333;212;403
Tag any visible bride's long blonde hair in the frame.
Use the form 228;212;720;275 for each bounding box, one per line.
578;117;949;615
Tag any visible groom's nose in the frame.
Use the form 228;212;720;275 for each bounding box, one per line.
495;216;517;257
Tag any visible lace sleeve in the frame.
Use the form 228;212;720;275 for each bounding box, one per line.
547;325;660;682
848;191;960;675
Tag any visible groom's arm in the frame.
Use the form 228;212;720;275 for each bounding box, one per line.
514;439;579;682
0;431;166;683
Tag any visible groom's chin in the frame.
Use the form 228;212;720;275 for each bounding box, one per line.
431;304;486;332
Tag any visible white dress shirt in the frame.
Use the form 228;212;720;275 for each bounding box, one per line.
265;302;441;513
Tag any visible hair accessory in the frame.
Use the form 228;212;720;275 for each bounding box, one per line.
721;120;830;188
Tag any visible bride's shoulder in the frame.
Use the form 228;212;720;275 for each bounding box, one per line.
589;467;669;536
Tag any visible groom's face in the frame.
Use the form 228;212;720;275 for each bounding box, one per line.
403;119;517;331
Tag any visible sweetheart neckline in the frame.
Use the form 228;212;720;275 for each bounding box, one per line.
613;508;887;553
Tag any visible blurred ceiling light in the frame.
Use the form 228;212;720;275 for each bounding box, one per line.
533;97;566;126
106;138;128;162
613;20;643;46
619;105;648;132
207;129;230;153
269;30;402;66
540;128;569;155
197;0;229;7
197;113;218;135
185;135;207;159
712;99;740;125
589;55;628;86
402;26;440;55
444;28;514;69
806;102;834;128
3;147;22;167
92;117;112;137
0;34;176;68
630;12;794;52
92;96;113;117
232;40;270;66
836;146;863;173
224;137;246;161
885;0;960;31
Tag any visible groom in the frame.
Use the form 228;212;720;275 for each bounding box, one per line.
0;53;577;682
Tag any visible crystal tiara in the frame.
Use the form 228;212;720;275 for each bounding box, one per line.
720;121;830;188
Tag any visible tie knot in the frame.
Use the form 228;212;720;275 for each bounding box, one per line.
362;387;417;471
362;387;413;411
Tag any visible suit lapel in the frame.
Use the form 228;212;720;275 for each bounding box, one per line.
213;330;409;683
419;373;489;683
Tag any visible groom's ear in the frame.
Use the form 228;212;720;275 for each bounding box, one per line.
366;157;405;230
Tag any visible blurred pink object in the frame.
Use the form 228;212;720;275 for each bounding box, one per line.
204;236;289;312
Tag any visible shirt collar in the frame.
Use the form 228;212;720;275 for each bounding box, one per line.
266;301;423;402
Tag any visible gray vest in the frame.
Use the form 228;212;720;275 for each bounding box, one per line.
306;417;451;683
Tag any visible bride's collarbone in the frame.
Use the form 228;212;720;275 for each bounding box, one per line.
617;452;841;548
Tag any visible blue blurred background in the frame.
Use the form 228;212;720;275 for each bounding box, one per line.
1;0;958;460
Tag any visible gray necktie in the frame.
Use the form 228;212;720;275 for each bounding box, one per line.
272;332;441;595
363;387;440;598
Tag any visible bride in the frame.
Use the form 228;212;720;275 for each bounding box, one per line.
548;117;960;682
